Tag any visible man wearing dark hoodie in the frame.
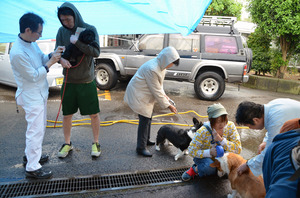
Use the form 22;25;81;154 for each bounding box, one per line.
55;2;101;158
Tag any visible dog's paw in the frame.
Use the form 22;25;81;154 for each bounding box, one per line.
155;145;160;151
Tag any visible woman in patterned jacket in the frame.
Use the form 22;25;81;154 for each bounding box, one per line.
182;103;242;181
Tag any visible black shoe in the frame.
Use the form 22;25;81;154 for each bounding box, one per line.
147;140;155;146
25;168;53;179
23;154;49;165
136;148;152;157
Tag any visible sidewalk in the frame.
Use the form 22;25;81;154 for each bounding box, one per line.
243;75;300;95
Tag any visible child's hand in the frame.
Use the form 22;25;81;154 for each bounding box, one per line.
212;129;223;142
210;146;217;157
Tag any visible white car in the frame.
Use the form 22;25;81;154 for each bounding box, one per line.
0;39;63;88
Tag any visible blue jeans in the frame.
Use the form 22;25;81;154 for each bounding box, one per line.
193;157;217;177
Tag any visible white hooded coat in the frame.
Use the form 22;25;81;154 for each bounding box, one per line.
124;46;180;118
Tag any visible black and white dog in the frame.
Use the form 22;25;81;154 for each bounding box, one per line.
155;117;203;160
62;29;99;66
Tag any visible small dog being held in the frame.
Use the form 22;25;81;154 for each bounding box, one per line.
156;117;203;160
210;153;266;198
62;29;98;66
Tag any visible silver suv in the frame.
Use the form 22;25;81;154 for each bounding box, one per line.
94;17;252;101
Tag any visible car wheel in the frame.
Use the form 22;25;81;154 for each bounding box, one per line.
94;63;118;90
194;71;225;101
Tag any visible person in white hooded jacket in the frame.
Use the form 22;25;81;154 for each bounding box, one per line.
124;46;180;157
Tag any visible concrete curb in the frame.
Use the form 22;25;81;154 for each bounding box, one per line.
243;75;300;95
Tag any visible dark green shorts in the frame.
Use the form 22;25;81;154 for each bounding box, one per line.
61;81;100;116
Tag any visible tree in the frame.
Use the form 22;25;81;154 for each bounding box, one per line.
248;0;300;78
205;0;243;20
247;27;272;75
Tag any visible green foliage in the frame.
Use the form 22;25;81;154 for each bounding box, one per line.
248;0;300;78
247;27;272;74
205;0;243;20
270;49;288;76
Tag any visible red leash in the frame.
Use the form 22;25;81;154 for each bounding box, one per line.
54;54;85;128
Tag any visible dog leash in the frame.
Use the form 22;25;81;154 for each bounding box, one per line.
203;124;224;157
54;54;86;128
178;113;189;126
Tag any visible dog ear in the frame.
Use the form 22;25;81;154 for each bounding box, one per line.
193;117;203;130
192;117;198;124
199;121;203;128
193;117;200;126
209;160;220;168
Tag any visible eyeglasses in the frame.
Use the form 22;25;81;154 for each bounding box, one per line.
35;31;42;36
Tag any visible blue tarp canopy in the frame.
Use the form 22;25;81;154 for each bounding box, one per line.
0;0;212;43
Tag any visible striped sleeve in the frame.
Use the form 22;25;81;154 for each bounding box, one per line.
188;126;212;158
222;121;242;154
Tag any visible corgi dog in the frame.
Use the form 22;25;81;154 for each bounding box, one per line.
210;153;266;198
155;117;202;160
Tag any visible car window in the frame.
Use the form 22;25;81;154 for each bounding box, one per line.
139;34;163;50
169;34;200;52
205;35;238;54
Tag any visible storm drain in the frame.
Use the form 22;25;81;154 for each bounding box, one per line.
0;167;188;197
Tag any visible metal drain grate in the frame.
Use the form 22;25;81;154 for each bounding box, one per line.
0;167;188;197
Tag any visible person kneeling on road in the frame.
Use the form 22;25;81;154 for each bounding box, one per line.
182;103;242;181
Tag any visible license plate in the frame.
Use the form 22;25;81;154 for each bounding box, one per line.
55;77;64;86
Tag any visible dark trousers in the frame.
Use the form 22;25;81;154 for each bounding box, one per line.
137;114;152;149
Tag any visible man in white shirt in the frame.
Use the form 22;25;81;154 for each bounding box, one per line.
235;98;300;176
10;12;63;179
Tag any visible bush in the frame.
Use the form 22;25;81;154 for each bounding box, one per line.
247;27;272;75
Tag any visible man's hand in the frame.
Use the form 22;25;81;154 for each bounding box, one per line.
70;35;78;44
60;57;72;69
237;162;249;175
257;142;266;154
168;105;177;114
55;46;65;53
46;52;61;68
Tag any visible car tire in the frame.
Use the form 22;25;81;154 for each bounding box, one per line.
194;71;225;101
94;63;118;90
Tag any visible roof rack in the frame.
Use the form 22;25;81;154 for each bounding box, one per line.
200;16;237;27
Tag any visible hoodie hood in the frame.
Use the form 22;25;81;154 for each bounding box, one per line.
156;46;180;70
58;2;85;32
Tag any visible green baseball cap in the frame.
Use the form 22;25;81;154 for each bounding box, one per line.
207;103;228;118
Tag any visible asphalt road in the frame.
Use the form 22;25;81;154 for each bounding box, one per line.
0;80;299;197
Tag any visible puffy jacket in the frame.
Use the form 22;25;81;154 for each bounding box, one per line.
124;46;179;118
